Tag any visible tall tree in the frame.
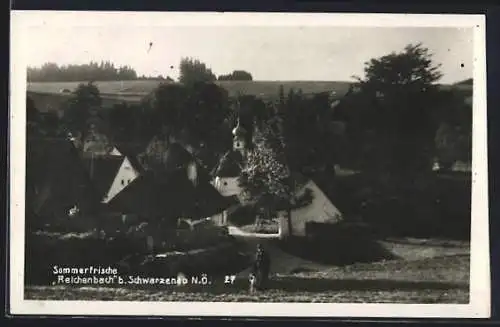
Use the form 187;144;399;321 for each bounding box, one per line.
238;116;293;219
62;82;102;140
280;90;339;179
26;96;39;123
145;82;188;138
278;84;285;112
350;42;444;175
182;82;232;164
179;57;216;85
107;102;144;144
142;81;234;171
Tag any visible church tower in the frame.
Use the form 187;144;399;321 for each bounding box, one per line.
232;117;248;156
232;96;252;157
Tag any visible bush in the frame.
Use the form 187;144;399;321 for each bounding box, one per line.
277;223;395;266
227;205;258;226
117;239;251;278
332;172;471;240
240;220;279;234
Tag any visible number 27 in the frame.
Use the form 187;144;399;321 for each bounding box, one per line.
224;275;236;284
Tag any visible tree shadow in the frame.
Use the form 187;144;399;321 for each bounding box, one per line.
275;233;397;266
173;275;468;295
268;276;469;293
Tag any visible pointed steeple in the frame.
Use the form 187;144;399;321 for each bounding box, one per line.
232;116;247;138
232;112;248;155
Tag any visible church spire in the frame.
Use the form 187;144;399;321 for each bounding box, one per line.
232;94;249;157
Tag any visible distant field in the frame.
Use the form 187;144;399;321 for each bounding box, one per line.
27;79;472;113
27;80;473;96
27;80;353;99
28;80;160;96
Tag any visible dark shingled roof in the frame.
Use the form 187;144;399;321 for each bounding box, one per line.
108;141;233;219
212;150;244;178
107;165;233;220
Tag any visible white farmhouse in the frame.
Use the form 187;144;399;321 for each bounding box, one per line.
278;178;343;238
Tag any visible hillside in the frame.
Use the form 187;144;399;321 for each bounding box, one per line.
26;79;473;113
27;80;353;98
454;78;473;86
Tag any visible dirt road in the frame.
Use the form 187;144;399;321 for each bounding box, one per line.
228;225;470;276
228;226;330;276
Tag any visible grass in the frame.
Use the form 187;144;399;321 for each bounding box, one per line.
24;254;469;303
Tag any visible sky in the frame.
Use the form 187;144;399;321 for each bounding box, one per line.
22;20;473;84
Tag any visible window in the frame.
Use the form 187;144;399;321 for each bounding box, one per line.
127;179;131;184
121;180;125;186
223;181;228;186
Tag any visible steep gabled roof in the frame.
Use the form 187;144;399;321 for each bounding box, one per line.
212;150;244;178
81;154;124;201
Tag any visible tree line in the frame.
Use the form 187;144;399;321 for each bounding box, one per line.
28;61;139;82
177;57;254;84
28;58;254;83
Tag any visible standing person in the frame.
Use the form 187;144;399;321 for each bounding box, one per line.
253;243;271;290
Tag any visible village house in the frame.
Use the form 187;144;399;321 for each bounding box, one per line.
80;153;144;206
74;128;145;204
107;139;234;250
277;176;343;238
209;146;248;224
209;117;251;226
26;123;152;232
211;150;244;197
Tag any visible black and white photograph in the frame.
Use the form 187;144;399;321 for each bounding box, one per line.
9;11;489;318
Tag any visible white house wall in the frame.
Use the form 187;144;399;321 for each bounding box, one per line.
209;210;228;226
213;176;241;197
289;180;343;237
102;157;140;204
